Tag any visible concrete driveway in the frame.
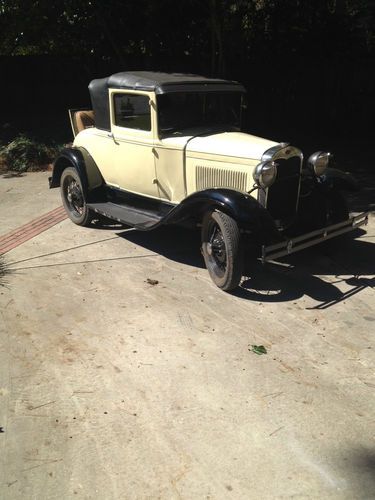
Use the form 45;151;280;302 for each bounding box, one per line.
0;172;374;499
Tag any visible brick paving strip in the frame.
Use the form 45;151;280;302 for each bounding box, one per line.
0;206;67;254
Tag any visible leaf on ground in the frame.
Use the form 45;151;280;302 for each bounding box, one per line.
249;345;268;355
146;278;159;286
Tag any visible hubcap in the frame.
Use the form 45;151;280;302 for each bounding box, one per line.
209;224;226;267
65;178;84;215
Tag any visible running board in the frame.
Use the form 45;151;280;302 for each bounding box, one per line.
87;202;164;230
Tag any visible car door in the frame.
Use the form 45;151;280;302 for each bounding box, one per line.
109;90;159;199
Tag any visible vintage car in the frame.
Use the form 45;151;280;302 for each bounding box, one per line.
49;71;368;291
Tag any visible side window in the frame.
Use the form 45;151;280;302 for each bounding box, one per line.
113;94;151;131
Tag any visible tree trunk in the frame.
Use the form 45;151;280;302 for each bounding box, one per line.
209;0;225;77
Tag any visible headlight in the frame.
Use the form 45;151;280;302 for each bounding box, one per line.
308;151;331;177
253;161;277;188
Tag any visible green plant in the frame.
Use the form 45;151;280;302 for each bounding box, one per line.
0;135;60;173
0;255;11;287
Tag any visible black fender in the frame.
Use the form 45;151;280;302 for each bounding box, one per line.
49;147;105;200
319;168;359;192
163;188;282;244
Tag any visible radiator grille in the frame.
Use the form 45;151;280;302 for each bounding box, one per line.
196;165;247;192
264;157;301;219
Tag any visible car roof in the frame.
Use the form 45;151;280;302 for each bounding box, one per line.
107;71;244;92
88;71;245;131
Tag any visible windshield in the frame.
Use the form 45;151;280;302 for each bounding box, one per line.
157;92;243;136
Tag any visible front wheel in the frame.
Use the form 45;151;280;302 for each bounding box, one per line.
60;167;92;226
201;210;243;291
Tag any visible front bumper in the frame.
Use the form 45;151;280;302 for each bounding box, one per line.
261;212;369;263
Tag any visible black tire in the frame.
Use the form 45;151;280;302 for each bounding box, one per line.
60;167;92;226
201;210;243;291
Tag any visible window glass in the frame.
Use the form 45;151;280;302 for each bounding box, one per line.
113;94;151;131
157;92;242;136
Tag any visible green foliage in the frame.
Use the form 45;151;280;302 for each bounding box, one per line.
0;135;60;172
0;255;11;287
0;0;373;69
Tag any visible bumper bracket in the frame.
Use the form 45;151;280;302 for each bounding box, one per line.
261;212;369;263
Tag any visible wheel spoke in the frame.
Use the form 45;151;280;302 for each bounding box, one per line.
209;223;226;269
202;210;242;291
64;176;84;216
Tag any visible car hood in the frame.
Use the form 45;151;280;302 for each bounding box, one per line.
185;131;279;161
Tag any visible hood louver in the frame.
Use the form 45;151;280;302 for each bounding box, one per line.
196;165;247;192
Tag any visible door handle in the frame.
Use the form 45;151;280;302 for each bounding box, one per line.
107;132;119;145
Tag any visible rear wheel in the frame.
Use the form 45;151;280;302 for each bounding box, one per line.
61;167;92;226
201;210;243;291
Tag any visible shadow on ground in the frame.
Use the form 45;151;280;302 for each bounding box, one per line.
8;216;373;308
116;224;375;308
341;448;375;499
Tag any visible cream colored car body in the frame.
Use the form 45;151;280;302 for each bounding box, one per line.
73;89;278;204
53;72;369;292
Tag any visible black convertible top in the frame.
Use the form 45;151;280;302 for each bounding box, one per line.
88;71;245;131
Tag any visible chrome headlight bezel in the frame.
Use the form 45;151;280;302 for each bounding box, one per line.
253;160;277;189
308;151;331;177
